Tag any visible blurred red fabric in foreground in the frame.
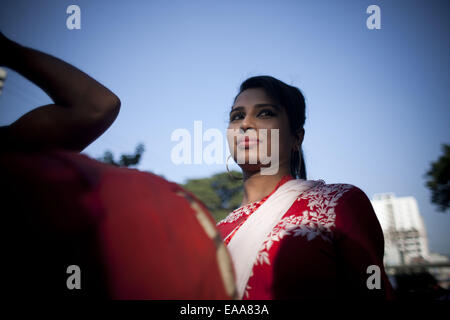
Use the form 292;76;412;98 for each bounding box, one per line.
0;150;235;299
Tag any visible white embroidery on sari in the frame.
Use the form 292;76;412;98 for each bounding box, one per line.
217;201;261;225
253;183;355;268
242;183;354;298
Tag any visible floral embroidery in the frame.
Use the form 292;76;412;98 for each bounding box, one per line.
253;183;355;267
217;178;357;299
217;201;262;225
217;176;292;227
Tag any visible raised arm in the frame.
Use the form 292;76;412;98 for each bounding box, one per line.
0;32;120;152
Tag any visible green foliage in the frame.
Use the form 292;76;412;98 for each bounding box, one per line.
183;171;243;222
424;143;450;212
97;143;145;168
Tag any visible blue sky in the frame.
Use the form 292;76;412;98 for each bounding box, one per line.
1;0;449;256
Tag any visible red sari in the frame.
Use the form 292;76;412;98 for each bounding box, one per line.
217;175;395;300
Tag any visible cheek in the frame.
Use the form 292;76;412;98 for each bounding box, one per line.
263;127;292;157
227;122;236;130
258;119;283;140
275;117;294;155
226;124;239;154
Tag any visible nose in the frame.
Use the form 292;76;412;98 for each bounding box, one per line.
240;114;255;133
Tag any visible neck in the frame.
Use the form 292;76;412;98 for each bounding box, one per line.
240;166;292;207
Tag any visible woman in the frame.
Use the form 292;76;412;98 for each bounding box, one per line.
217;75;395;300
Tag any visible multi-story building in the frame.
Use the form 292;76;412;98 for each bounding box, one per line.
371;193;431;266
371;193;450;290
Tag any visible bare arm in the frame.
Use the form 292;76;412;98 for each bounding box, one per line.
0;32;120;152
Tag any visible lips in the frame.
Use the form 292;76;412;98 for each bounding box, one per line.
237;136;259;144
237;136;260;148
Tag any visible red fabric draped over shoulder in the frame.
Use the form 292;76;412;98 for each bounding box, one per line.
0;150;235;299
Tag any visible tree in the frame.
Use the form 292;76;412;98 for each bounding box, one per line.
424;143;450;212
97;143;145;168
183;171;243;222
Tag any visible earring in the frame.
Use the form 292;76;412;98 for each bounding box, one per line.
226;155;243;180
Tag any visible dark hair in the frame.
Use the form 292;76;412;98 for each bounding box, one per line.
233;75;307;179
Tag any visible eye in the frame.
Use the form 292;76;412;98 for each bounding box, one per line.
230;112;244;122
258;109;276;117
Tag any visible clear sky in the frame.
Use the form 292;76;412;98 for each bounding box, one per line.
1;0;449;256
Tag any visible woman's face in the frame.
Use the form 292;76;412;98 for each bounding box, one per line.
227;88;302;175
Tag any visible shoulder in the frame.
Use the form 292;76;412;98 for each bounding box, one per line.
296;180;363;206
306;182;382;236
293;180;383;238
294;181;375;224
